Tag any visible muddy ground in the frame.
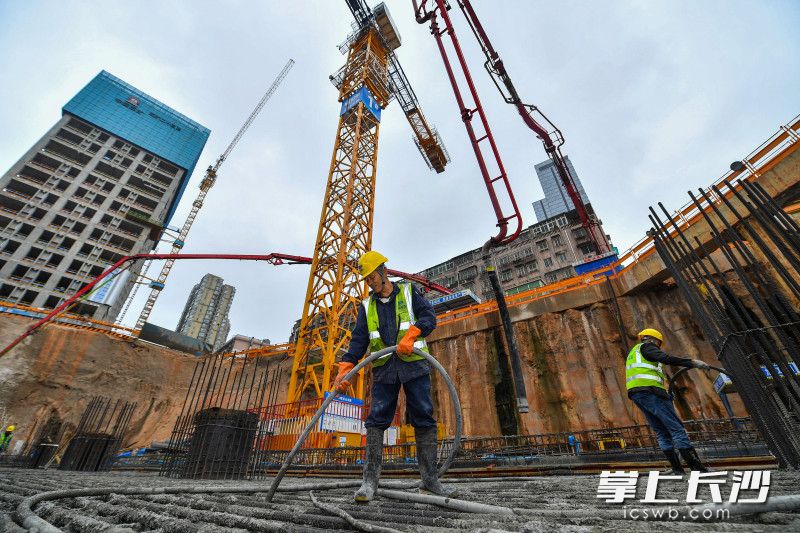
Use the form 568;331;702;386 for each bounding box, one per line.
1;467;798;532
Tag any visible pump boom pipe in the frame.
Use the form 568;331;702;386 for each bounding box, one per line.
0;252;450;358
413;0;521;246
446;0;609;254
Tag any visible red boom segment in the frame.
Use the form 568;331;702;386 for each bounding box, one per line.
0;253;450;358
432;0;610;254
413;0;522;247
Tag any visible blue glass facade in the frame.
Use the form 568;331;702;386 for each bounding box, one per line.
62;70;210;224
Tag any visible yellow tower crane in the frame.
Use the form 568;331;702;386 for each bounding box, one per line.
116;60;295;330
286;2;448;403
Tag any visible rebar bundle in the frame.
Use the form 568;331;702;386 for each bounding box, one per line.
59;396;136;471
649;179;800;468
160;354;281;480
26;412;65;469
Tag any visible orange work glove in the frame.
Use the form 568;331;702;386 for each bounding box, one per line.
397;325;422;355
331;361;355;393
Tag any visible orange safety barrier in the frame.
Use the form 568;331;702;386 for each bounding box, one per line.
0;299;138;339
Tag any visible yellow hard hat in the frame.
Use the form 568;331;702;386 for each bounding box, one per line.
6;425;14;432
638;328;664;343
358;251;388;278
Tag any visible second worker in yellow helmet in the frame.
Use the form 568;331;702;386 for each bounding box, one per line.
331;250;455;503
626;328;711;474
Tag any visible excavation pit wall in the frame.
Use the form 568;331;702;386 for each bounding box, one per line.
0;269;766;452
0;315;292;454
425;275;748;439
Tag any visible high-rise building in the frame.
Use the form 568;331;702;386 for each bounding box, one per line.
419;156;612;302
0;71;210;320
419;210;600;302
531;156;589;222
176;273;235;351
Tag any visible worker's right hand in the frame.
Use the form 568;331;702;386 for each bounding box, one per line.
691;359;711;370
331;361;355;393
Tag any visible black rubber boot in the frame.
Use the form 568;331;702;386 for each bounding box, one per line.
416;426;457;497
354;427;383;502
662;449;685;475
679;447;709;472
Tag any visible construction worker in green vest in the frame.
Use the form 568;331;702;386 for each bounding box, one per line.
0;425;15;453
332;250;454;502
627;328;711;474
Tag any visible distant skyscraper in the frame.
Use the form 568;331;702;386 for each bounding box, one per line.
0;71;209;320
176;273;235;351
531;156;590;222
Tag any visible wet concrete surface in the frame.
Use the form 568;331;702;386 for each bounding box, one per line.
1;467;799;532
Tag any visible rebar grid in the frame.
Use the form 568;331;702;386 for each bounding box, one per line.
59;396;136;472
159;354;281;480
649;179;800;467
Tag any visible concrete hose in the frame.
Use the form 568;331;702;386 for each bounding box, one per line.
266;345;464;502
667;364;728;397
17;481;800;532
309;491;404;533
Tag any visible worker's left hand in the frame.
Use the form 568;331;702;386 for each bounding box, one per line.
691;359;711;370
397;325;422;355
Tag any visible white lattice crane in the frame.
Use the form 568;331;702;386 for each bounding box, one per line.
120;59;295;330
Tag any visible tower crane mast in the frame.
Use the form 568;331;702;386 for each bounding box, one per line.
287;1;448;403
128;60;294;330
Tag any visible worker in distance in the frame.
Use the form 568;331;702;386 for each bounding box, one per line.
332;250;455;502
626;328;712;474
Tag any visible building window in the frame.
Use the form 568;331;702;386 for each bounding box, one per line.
458;265;478;281
543;257;553;268
545;273;557;284
556;251;567;263
500;270;513;282
552;234;563;247
536;239;548;251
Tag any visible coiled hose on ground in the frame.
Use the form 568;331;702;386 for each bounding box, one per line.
16;353;800;532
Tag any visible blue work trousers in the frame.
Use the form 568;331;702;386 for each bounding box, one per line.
630;391;692;451
365;373;436;430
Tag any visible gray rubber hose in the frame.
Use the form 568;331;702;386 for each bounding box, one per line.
266;345;463;502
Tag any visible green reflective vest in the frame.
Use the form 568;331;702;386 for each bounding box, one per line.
0;431;12;452
364;282;429;367
625;343;666;391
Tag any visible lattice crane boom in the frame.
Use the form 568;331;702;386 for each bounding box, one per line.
337;2;449;172
130;60;294;330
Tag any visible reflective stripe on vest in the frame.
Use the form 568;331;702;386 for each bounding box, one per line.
363;282;429;367
625;343;666;390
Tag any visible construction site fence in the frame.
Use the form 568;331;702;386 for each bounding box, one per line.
258;417;766;470
108;416;769;473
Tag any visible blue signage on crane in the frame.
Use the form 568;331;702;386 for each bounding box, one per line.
340;86;382;121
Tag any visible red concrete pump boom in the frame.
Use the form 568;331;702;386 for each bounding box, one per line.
412;0;522;247
0;253;450;358
420;0;610;255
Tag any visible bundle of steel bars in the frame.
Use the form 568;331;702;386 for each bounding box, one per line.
160;354;281;479
59;396;136;471
649;178;800;467
26;412;65;469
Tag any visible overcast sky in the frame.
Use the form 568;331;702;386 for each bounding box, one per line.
1;1;798;343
